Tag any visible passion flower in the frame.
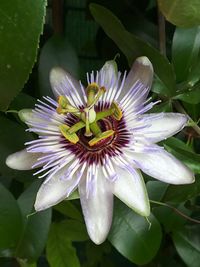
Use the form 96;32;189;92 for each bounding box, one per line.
6;57;194;244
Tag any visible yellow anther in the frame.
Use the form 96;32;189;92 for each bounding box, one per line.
89;130;114;146
57;95;79;115
58;95;69;108
111;102;123;121
87;83;99;93
59;124;79;144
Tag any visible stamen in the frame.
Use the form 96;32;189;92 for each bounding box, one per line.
89;130;115;146
56;95;80;115
89;86;106;108
59;124;79;144
68;121;85;134
86;82;99;106
111;102;122;121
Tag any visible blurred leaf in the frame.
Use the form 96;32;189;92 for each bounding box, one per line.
182;102;200;121
174;86;200;104
15;181;52;261
66;190;80;200
0;0;47;111
54;201;83;221
0;183;23;249
9;93;36;110
17;259;37;267
163;137;193;152
90;3;176;97
0;114;33;179
163;138;200;174
109;201;162;265
173;225;200;267
163;177;200;203
147;181;169;201
57;219;88;242
158;0;200;27
38;35;79;98
172;27;200;82
150;100;172;112
47;222;80;267
153;204;190;232
187;60;200;86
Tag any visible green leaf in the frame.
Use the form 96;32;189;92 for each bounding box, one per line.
147;181;169;202
0;0;47;111
109;201;162;265
38;35;79;98
90;3;176;97
172;27;200;82
54;201;83;221
0;183;23;249
9;93;37;110
17;259;37;267
163;137;200;174
46;223;80;267
15;181;52;261
173;225;200;267
153;204;190;232
174;85;200;104
162;177;200;203
57;219;88;242
0;114;33;180
158;0;200;27
150;100;172;113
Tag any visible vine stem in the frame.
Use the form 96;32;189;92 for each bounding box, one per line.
150;200;200;224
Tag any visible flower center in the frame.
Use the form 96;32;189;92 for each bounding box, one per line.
79;118;115;150
57;83;123;148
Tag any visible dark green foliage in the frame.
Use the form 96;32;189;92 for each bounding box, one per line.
1;0;200;266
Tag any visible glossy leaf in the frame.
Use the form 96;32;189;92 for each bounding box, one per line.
163;138;200;174
0;114;33;180
174;86;200;104
38;35;79;98
0;0;47;110
90;3;176;96
56;219;88;242
147;181;169;202
153;204;190;233
15;181;52;261
163;177;200;203
109;201;162;265
54;201;83;221
47;223;80;267
173;225;200;267
0;183;23;249
172;27;200;82
158;0;200;27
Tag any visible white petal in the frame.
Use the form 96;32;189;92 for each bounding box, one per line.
34;166;80;211
50;67;83;107
99;60;118;89
6;149;41;170
113;167;150;216
121;56;153;100
132;146;195;184
135;113;188;143
79;170;113;245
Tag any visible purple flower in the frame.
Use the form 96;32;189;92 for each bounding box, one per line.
6;57;194;244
